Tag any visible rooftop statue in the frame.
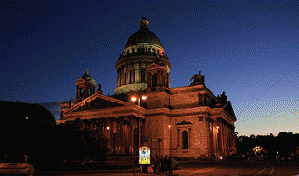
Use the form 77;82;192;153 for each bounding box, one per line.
190;71;205;86
97;84;103;94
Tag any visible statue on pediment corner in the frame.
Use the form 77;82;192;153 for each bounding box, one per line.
190;71;205;86
96;84;103;94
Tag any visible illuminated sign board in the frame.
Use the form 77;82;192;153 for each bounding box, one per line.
139;146;150;164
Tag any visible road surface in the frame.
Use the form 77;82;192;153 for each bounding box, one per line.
34;160;299;176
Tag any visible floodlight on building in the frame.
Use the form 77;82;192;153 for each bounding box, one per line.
107;126;110;130
168;125;171;128
142;95;147;100
131;97;137;102
131;95;147;106
56;120;65;124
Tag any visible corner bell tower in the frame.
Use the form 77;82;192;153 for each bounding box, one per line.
74;69;97;102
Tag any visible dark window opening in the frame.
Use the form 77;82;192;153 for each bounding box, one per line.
182;131;188;149
132;70;135;83
129;71;132;84
123;73;126;84
141;68;146;82
152;73;158;87
119;71;122;86
166;73;169;87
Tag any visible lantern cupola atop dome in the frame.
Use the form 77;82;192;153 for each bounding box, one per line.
115;17;171;94
140;16;149;29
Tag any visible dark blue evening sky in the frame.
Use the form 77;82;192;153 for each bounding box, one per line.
1;0;299;136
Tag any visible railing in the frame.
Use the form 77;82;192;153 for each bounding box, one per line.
118;52;169;60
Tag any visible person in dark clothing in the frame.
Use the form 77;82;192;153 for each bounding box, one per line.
160;155;165;174
162;155;168;174
157;156;162;173
153;156;158;174
167;156;173;174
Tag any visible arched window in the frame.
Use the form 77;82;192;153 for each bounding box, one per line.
182;131;188;149
152;73;158;87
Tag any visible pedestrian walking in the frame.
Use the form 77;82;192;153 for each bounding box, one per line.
160;155;165;174
168;156;173;174
162;155;168;174
153;156;158;174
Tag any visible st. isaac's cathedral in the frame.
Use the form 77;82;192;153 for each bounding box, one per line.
59;17;237;159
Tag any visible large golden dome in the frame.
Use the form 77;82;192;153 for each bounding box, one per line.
124;17;163;50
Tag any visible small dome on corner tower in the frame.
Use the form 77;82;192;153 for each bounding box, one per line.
81;69;97;86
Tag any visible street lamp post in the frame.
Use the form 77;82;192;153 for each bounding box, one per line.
168;125;171;155
131;95;147;107
215;126;220;159
131;93;147;173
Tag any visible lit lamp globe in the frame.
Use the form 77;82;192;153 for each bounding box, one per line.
131;97;137;102
142;96;147;100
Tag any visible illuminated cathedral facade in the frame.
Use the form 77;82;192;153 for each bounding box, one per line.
60;17;237;159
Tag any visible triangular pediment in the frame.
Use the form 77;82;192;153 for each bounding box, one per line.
64;93;132;114
146;63;167;71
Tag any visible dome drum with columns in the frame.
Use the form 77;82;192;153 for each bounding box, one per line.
115;16;171;94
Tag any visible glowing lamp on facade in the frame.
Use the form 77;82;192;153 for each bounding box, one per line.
216;126;219;130
142;95;147;100
107;126;110;130
253;146;262;153
131;97;137;102
168;125;171;128
56;120;65;124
